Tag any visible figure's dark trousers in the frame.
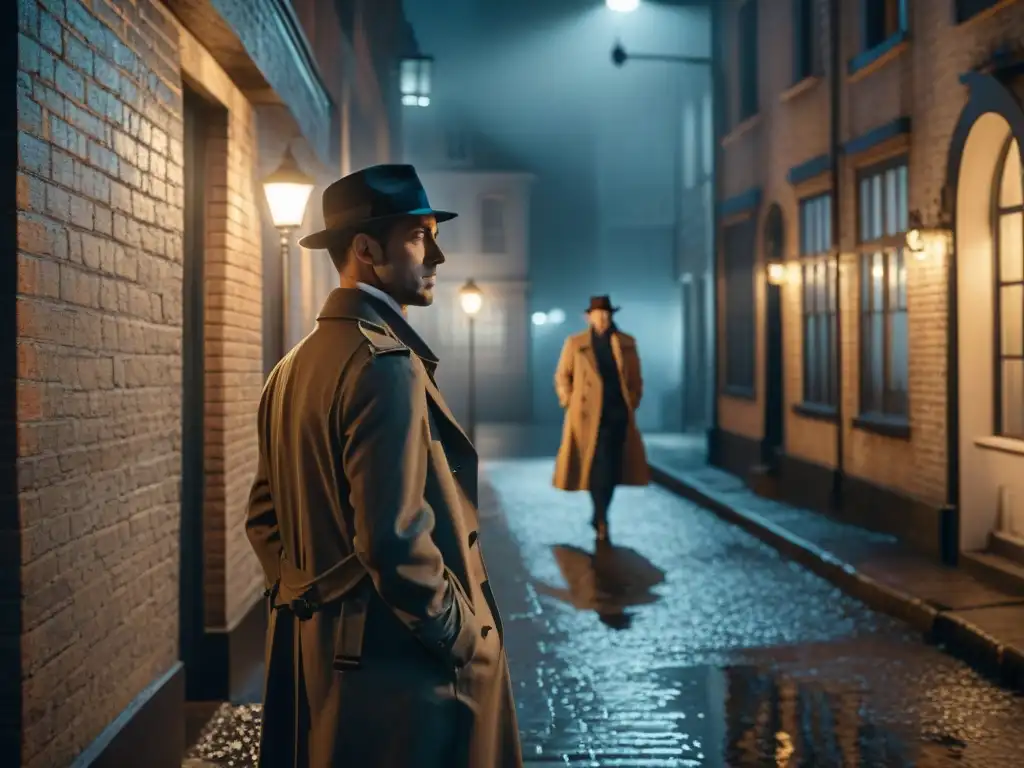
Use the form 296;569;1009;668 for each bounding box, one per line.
588;410;627;529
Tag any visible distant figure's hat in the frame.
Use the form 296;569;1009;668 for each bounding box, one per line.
298;164;457;249
586;295;620;314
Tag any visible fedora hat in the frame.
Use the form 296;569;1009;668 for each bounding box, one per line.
585;295;619;314
298;164;457;250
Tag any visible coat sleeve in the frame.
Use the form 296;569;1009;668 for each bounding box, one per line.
554;337;575;408
340;351;479;667
246;376;283;589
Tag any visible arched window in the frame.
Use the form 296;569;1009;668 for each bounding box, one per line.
995;138;1024;437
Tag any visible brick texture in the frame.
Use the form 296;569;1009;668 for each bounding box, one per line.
718;0;1024;508
15;0;264;764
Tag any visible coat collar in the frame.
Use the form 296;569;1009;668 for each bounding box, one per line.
317;289;471;451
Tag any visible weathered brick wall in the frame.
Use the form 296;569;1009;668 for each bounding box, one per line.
15;0;264;763
719;0;1024;503
16;0;184;763
177;23;265;630
836;0;1024;507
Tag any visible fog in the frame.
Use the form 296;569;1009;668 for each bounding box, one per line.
404;0;713;432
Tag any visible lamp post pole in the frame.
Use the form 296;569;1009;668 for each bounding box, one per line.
459;278;483;444
279;227;292;357
467;315;476;445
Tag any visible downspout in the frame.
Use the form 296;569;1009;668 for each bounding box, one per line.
709;0;724;462
829;0;845;509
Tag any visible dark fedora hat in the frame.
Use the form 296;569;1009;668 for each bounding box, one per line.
298;164;457;250
586;295;619;314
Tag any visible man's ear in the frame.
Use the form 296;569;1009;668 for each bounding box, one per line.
351;233;384;266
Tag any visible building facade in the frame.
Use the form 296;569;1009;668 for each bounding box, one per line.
6;0;411;765
713;0;1024;575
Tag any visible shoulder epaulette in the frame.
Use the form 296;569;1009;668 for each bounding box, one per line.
357;320;411;356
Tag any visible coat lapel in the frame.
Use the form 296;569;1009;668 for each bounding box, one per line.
577;333;599;374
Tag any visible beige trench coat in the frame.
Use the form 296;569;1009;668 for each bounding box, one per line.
246;288;522;768
553;329;650;491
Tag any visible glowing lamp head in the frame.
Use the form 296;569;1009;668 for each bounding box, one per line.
766;262;786;286
459;279;483;316
606;0;640;12
263;147;315;230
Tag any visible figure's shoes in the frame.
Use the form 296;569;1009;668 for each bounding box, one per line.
595;522;609;542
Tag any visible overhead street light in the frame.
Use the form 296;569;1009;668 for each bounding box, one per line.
400;55;433;107
606;0;640;11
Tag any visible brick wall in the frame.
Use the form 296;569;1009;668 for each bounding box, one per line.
718;0;1024;505
15;0;264;763
176;24;265;631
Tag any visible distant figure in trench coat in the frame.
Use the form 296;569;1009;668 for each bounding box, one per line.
245;164;522;768
553;296;650;541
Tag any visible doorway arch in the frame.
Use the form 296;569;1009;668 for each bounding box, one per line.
946;72;1024;555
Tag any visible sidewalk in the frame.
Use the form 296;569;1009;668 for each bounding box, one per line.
644;434;1024;692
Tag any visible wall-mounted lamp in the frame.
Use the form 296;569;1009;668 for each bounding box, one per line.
906;210;952;262
400;56;433;107
766;261;786;286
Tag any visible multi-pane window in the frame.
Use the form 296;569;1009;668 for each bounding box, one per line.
858;159;909;418
800;194;836;407
480;196;506;254
861;0;907;50
996;138;1024;438
792;0;820;82
738;0;759;121
724;219;756;393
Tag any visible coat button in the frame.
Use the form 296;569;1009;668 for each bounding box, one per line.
468;531;478;547
481;625;493;638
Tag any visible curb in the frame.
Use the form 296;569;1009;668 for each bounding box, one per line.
650;462;1024;693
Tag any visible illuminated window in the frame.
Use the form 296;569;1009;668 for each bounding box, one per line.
857;158;908;418
800;194;836;407
995;138;1024;437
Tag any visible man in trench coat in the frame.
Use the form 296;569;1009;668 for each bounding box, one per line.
246;164;522;768
552;296;650;541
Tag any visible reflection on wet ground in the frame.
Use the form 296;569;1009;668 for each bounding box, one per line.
186;453;1024;767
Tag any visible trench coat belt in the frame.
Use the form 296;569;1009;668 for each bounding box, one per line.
265;552;371;671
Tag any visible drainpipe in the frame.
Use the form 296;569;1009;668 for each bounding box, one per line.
829;0;845;509
708;0;724;463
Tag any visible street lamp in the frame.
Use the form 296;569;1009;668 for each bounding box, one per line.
459;279;483;443
400;55;433;107
606;0;640;11
263;145;315;356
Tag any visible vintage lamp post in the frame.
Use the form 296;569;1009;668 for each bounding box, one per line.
459;279;483;443
263;146;315;356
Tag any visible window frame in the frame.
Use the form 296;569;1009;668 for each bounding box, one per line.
792;0;820;83
860;0;908;51
737;0;759;122
723;217;757;396
993;136;1024;439
855;156;910;431
799;193;838;411
479;194;507;254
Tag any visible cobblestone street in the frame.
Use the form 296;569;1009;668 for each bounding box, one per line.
186;451;1024;767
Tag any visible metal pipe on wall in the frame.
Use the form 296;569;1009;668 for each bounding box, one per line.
829;0;845;508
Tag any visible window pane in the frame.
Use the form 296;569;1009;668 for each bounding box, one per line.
885;168;898;236
821;197;831;250
804;315;816;399
1001;284;1023;357
1001;359;1024;438
897;164;909;232
895;249;906;308
815;261;827;309
1001;139;1022;209
827;259;837;312
860;178;871;241
999;211;1024;283
803;264;814;308
871;174;883;240
871;312;885;411
872;252;884;309
889;308;909;405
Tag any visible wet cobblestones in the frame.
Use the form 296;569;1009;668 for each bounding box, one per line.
186;457;1024;766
